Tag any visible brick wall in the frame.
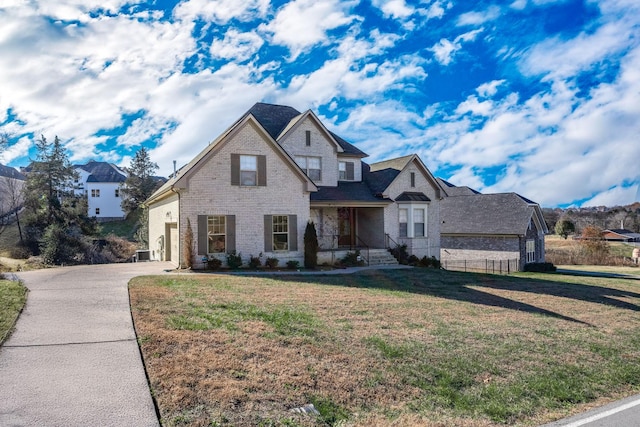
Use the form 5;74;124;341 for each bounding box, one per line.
178;120;311;268
383;160;442;258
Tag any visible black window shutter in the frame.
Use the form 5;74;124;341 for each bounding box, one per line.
264;215;272;252
346;162;354;180
226;215;236;253
289;215;298;251
231;154;240;186
257;155;267;186
197;215;208;255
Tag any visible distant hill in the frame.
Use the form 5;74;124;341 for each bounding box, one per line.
543;202;640;234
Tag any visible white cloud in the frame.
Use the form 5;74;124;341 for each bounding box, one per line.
0;137;32;164
259;0;359;60
476;79;506;97
371;0;414;19
430;28;483;65
173;0;270;24
457;5;501;26
209;29;264;61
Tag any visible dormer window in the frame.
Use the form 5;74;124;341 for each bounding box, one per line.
339;161;354;181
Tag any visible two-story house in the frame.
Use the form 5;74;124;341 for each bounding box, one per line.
145;102;445;268
73;161;127;221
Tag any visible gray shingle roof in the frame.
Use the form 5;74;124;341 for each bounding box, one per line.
0;164;25;180
441;193;542;236
247;103;367;157
396;192;431;202
78;161;126;183
311;182;392;203
436;178;480;196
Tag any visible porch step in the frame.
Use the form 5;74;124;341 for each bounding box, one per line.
367;249;399;266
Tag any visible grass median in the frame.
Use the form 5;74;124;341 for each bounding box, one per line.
0;278;27;344
129;269;640;426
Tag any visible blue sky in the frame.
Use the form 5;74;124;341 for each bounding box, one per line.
0;0;638;208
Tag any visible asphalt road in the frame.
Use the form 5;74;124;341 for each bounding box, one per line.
0;262;172;427
542;393;640;426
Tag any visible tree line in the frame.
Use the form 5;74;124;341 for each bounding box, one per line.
1;135;159;264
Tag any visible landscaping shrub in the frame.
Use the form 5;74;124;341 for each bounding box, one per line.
524;262;557;272
304;221;319;269
389;244;409;264
9;243;31;260
249;254;262;269
182;218;194;269
286;260;300;270
340;250;363;267
265;257;279;269
207;258;222;270
226;251;242;269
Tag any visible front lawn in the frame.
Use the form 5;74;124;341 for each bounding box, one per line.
129;269;640;426
0;278;27;344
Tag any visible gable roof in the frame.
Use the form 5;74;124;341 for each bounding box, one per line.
248;102;367;157
0;164;25;180
77;161;127;183
441;193;548;236
603;229;640;240
436;178;481;196
146;111;317;205
366;154;445;199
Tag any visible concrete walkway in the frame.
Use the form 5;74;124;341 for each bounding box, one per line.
0;262;173;427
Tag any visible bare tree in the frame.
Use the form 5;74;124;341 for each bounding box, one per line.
0;172;25;242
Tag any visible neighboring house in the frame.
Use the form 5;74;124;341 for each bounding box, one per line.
73;161;127;221
0;164;25;221
602;229;640;243
145;102;445;267
439;180;548;271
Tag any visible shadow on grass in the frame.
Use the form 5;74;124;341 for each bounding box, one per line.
241;268;640;326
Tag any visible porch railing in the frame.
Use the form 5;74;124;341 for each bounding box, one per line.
316;234;370;266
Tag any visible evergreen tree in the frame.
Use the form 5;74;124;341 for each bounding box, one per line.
22;135;97;261
120;147;159;216
304;221;319;269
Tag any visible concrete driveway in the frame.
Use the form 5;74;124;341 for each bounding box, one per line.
0;262;173;427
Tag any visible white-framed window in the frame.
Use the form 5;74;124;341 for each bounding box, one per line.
399;208;408;237
91;189;100;197
414;208;425;237
339;161;354;181
526;240;536;263
272;215;289;251
399;205;428;238
296;156;321;181
207;216;226;253
240;155;257;186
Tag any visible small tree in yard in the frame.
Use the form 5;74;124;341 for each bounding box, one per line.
120;147;159;216
304;220;319;269
23;135;98;262
555;217;576;239
183;218;194;269
580;225;609;264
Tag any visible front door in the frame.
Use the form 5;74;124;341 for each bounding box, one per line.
338;207;355;248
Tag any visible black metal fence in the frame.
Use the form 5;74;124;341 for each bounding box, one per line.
442;258;520;274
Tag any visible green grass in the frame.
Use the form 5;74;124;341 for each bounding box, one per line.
131;269;640;426
0;279;27;343
98;210;140;239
